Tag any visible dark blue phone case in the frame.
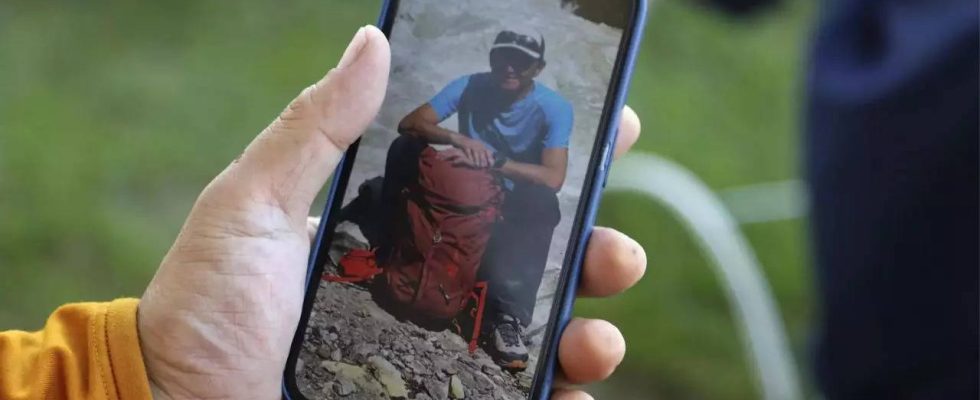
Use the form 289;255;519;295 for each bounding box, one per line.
283;1;646;398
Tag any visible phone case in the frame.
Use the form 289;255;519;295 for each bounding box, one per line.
284;1;647;398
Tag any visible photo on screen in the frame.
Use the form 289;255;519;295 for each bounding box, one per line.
292;0;632;398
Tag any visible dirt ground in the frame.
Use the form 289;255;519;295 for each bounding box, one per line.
296;229;535;399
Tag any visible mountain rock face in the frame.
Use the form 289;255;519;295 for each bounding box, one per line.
297;1;623;398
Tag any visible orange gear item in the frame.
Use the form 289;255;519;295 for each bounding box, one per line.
323;249;383;283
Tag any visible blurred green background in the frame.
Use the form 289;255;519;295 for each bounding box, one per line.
0;0;814;398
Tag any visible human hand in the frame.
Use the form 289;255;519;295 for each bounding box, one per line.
138;26;390;399
138;24;646;400
438;147;482;169
451;134;496;168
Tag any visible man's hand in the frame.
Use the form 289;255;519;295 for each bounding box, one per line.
452;134;496;168
138;25;646;400
439;147;481;168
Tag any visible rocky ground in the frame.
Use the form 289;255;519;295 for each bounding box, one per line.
296;228;535;400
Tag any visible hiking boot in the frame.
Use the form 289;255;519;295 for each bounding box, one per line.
492;314;529;370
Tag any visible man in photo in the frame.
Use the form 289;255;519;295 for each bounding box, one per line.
384;27;574;370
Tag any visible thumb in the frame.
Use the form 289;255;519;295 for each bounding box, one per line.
207;25;390;224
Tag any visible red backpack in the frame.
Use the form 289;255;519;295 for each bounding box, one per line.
383;147;503;320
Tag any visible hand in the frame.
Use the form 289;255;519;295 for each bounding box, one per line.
438;147;482;168
452;134;496;168
138;26;390;399
138;24;646;400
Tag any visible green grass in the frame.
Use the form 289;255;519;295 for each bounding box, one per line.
0;0;814;398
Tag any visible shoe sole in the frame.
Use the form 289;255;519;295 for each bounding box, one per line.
497;359;528;371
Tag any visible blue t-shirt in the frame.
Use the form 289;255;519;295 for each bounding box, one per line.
428;73;574;166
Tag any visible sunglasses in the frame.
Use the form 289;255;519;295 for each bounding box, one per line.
490;48;538;73
495;31;544;55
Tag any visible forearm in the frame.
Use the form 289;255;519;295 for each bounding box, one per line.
398;119;465;146
498;160;565;191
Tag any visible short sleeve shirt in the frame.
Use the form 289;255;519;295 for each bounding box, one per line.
428;73;574;166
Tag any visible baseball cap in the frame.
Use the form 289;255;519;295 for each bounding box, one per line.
492;27;546;60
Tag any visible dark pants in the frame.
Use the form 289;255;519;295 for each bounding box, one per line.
380;136;561;327
478;182;561;327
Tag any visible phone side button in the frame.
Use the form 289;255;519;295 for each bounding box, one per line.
600;144;613;188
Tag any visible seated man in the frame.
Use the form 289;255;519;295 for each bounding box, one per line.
386;27;573;370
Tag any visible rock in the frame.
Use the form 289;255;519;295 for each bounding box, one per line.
331;349;342;362
321;361;356;376
369;356;409;398
334;377;356;396
316;346;332;359
517;373;533;389
415;340;436;354
424;378;449;399
319;361;388;398
434;357;459;376
449;375;466;399
295;358;306;374
354;343;380;357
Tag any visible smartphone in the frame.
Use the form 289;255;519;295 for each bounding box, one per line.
284;0;645;398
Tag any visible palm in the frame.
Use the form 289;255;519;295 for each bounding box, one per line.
138;201;310;399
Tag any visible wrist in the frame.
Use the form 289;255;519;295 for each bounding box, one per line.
449;133;465;147
492;153;509;169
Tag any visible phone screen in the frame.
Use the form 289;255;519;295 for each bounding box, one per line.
288;0;636;398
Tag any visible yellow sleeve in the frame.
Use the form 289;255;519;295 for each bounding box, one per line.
0;299;152;400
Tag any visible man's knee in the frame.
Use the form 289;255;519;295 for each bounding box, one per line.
387;135;426;163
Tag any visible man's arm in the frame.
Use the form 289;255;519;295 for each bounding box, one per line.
497;147;568;192
397;104;465;145
398;105;497;167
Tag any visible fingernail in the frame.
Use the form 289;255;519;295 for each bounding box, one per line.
337;26;368;69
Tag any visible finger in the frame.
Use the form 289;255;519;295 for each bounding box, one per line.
207;26;390;225
467;151;481;167
551;389;594;400
307;216;321;242
579;227;647;297
613;105;641;159
558;318;626;384
440;149;459;160
452;157;471;168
